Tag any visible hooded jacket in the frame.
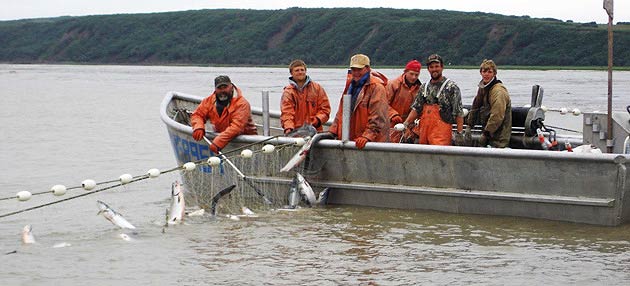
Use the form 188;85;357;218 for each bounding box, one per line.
467;78;512;148
190;85;257;149
280;76;331;132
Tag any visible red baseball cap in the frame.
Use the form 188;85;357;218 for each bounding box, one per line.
405;60;421;72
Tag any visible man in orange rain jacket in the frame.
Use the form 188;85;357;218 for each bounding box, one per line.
329;54;389;149
403;54;464;146
280;59;331;134
190;75;257;153
386;59;422;142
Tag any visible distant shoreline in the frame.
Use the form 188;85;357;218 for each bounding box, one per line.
1;62;629;71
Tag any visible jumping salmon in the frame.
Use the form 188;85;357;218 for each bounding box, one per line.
316;187;331;205
97;200;136;229
21;225;35;244
287;175;300;209
295;173;317;206
167;181;185;224
280;132;334;172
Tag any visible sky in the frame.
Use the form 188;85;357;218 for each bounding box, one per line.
1;0;628;24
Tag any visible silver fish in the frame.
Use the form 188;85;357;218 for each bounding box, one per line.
286;123;317;138
287;176;300;209
167;181;186;224
295;173;317;206
21;225;35;244
316;187;331;205
97;200;136;229
280;132;334;172
52;242;72;248
280;138;313;172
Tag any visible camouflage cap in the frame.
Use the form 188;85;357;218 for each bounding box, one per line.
214;75;232;88
426;54;443;65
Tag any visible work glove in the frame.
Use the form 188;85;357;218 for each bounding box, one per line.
209;141;220;154
390;115;403;125
478;131;489;147
355;136;369;150
454;132;465;146
192;128;205;141
464;127;472;146
320;131;337;139
310;118;322;128
400;123;417;144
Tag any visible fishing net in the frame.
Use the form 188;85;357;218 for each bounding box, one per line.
168;105;315;216
179;140;303;216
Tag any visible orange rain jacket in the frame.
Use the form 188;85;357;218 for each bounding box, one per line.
386;74;420;124
386;74;421;142
190;86;258;149
329;73;389;142
280;78;331;132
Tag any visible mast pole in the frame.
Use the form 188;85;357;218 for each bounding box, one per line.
604;0;614;153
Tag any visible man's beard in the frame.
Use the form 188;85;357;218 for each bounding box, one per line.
217;91;231;101
430;71;441;81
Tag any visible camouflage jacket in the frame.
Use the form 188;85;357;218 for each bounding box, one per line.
410;77;463;124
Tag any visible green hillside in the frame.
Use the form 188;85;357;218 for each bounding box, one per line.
0;8;628;66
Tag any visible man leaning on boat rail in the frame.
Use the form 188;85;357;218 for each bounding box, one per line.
402;54;465;146
328;54;389;149
190;75;257;153
280;59;331;135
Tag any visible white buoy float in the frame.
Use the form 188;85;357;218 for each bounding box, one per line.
294;138;306;146
16;191;32;201
147;168;160;178
81;179;96;190
572;108;581;116
240;149;253;158
560;107;568;115
182;162;196;171
119;174;133;184
207;156;221;167
262;144;275;153
227;214;240;221
51;185;67;196
541;105;548;112
394;123;405;132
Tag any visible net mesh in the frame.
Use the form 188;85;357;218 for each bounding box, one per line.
179;141;302;216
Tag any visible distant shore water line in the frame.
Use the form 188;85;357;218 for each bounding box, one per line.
1;62;629;71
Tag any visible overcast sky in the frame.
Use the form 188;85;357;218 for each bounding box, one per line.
1;0;627;23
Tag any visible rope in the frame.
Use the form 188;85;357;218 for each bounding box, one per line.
0;134;305;217
544;125;582;134
0;178;142;218
0;163;186;203
219;135;282;156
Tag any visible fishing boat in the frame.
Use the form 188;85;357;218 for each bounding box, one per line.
160;87;630;226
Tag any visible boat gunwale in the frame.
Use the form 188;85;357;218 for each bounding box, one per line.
160;91;630;164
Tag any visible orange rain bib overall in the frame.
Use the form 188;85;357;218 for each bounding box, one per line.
416;104;452;145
